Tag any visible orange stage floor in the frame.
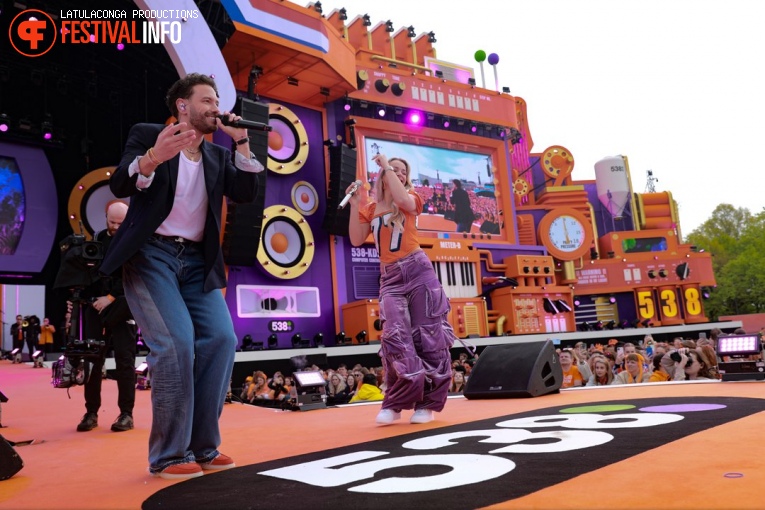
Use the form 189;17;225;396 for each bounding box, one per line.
2;360;765;509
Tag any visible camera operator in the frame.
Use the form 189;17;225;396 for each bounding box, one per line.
75;201;137;433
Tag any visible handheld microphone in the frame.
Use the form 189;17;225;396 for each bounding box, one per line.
338;180;362;209
217;115;272;131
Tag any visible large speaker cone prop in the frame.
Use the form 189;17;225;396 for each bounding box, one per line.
257;205;315;279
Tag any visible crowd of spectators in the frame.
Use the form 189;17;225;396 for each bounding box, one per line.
235;327;761;407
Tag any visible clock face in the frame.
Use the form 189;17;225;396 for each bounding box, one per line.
548;215;586;252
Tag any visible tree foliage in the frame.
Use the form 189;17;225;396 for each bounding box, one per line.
686;205;765;319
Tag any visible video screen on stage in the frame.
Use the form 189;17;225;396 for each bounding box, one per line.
359;132;502;237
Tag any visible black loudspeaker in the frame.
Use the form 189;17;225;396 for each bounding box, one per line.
322;144;358;237
464;340;562;399
222;98;269;266
0;435;24;481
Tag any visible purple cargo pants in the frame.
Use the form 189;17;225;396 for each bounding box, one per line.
378;249;455;412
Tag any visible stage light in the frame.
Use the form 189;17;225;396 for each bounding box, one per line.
287;76;299;86
323;138;334;147
427;31;436;43
356;330;368;344
508;127;523;145
702;287;712;299
543;297;559;314
502;86;511;93
434;70;444;79
577;322;591;332
609;296;617;304
335;331;348;345
267;334;278;349
573;299;581;307
640;319;652;327
406;110;423;126
241;334;253;351
135;362;150;390
313;1;322;14
470;123;477;133
442;117;450;128
407;25;416;38
359;100;368;109
376;104;387;117
717;335;761;355
467;78;476;86
10;348;21;364
291;333;302;348
338;7;347;21
41;115;53;140
593;321;604;331
319;86;330;97
384;20;394;32
605;320;616;330
313;333;324;347
32;350;44;368
343;98;351;111
0;113;10;132
362;14;371;26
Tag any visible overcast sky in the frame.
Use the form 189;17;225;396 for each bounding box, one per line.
310;0;764;235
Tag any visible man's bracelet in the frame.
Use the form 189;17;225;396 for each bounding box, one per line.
236;137;250;146
147;147;162;166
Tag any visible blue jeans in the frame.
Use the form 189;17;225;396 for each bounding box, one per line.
122;237;236;473
378;250;455;412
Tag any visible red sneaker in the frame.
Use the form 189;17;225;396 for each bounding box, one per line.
198;453;235;471
151;462;203;480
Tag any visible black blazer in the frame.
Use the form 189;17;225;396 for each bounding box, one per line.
100;123;258;292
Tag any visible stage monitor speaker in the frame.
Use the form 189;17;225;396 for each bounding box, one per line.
464;340;561;399
222;98;269;267
322;144;357;237
0;435;24;481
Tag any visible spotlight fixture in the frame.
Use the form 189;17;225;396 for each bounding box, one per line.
593;320;604;331
313;1;322;14
343;97;351;111
470;123;477;133
573;299;581;307
467;78;476;86
291;333;302;348
701;287;712;300
267;334;278;349
313;332;324;347
407;25;416;38
287;76;299;86
640;319;652;327
135;361;150;390
427;31;436;43
323;138;334;147
555;299;572;312
0;113;10;132
577;322;591;332
359;100;369;109
619;319;631;329
338;7;347;21
335;331;348;345
10;348;22;364
502;86;511;93
385;20;394;32
590;247;599;260
508;127;522;145
344;118;357;126
406;110;423;126
319;86;330;97
442;116;450;128
609;296;617;304
355;330;368;345
241;334;253;351
434;70;444;79
376;104;387;117
32;350;44;368
362;14;371;26
605;320;616;330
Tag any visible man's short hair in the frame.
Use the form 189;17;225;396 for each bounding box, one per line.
166;73;219;118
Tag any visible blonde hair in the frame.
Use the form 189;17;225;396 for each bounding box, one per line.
373;157;413;231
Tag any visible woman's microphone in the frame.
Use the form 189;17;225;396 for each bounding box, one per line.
338;180;362;209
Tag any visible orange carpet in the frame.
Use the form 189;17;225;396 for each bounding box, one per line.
2;360;765;509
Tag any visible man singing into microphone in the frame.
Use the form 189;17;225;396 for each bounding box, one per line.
100;73;264;479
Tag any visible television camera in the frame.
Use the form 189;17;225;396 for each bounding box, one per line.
50;232;106;389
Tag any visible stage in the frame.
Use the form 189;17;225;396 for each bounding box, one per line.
2;357;765;510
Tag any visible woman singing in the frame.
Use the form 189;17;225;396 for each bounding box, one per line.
347;153;457;425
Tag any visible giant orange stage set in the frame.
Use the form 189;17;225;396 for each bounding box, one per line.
4;0;720;357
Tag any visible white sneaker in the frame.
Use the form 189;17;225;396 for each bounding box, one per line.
375;409;401;425
410;409;434;424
